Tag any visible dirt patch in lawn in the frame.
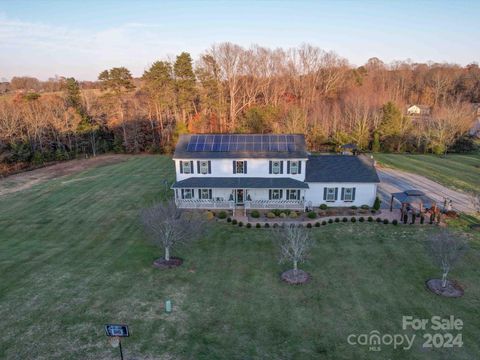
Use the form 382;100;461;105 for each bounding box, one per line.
426;279;464;298
281;269;311;284
0;154;133;196
153;257;184;269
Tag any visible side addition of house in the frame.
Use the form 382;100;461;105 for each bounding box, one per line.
171;134;379;212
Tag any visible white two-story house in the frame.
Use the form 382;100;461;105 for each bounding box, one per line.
172;134;379;212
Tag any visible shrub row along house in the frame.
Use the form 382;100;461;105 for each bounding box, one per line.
172;134;379;213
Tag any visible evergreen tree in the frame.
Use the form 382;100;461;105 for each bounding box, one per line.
174;52;197;124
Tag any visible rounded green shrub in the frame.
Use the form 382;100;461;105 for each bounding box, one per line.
256;223;261;228
232;219;238;225
328;219;333;224
367;216;373;222
307;211;317;219
217;211;227;219
383;219;389;224
290;212;298;219
307;223;312;228
342;217;348;222
246;223;252;228
322;220;327;225
319;204;328;210
351;217;356;223
315;222;320;227
376;217;382;223
250;210;260;218
264;223;270;228
392;219;398;225
359;217;365;222
350;206;358;210
238;221;243;227
227;217;232;223
360;204;369;210
266;212;276;219
280;213;287;218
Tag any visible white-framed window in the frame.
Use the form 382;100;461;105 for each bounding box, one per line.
272;161;281;174
182;161;192;174
290;161;299;174
199;161;209;175
326;187;336;202
182;189;193;199
199;188;211;200
236;161;245;174
287;189;299;200
344;187;354;202
270;189;282;200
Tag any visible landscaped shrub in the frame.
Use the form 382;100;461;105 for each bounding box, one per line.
205;211;215;220
250;210;260;218
256;223;261;228
283;209;291;215
307;211;317;219
227;217;232;223
360;204;369;210
392;219;398;225
280;212;287;218
351;217;356;223
342;217;347;222
315;222;320;227
232;219;238;225
350;206;358;210
328;219;333;224
420;215;425;224
238;221;243;227
376;217;382;223
264;223;270;228
368;216;373;222
218;211;227;219
246;223;252;228
359;217;365;222
272;209;282;216
383;219;389;224
334;217;340;223
290;212;298;219
319;204;328;210
266;212;276;219
373;196;381;211
273;223;279;228
322;220;327;225
371;209;377;214
307;223;312;228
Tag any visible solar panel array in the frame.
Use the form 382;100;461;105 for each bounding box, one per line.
186;134;299;152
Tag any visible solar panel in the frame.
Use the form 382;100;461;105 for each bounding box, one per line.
185;134;301;152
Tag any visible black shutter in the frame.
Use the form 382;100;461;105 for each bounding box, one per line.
233;161;236;174
297;190;300;199
198;189;201;199
286;189;290;199
209;189;212;199
341;188;345;200
323;188;327;200
197;161;200;174
191;189;195;198
287;161;290;174
269;190;272;200
280;190;283;199
334;187;338;200
181;189;185;199
180;161;183;174
352;188;356;201
208;161;211;174
190;161;194;174
298;161;302;174
280;161;283;174
244;161;247;174
269;161;272;174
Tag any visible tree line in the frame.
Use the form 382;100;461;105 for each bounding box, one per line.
1;43;479;173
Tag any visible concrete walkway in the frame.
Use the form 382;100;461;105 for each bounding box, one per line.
377;167;475;213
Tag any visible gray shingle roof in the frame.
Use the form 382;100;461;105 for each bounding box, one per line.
305;155;380;183
173;134;309;159
172;177;309;189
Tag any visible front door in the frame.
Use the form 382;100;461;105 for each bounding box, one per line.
236;189;244;204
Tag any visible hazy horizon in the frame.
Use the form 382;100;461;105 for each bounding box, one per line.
1;0;479;81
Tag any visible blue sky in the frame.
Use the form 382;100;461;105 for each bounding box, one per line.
0;0;479;80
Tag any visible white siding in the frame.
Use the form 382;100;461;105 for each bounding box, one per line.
175;158;307;181
305;183;378;207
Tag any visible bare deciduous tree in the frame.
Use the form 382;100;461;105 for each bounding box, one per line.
275;224;313;274
426;230;468;288
141;199;206;261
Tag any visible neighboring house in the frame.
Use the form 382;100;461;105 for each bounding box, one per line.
407;104;431;117
171;134;379;212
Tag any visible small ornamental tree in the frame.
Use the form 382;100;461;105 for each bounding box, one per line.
141;199;206;267
275;224;313;284
426;230;468;288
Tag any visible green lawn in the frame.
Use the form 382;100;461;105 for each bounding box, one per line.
1;155;479;359
373;153;480;193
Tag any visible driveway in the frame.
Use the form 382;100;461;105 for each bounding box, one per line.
377;166;475;213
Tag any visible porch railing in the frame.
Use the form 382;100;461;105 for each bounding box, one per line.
244;200;305;210
175;199;235;209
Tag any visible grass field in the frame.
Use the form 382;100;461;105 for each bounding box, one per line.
1;155;480;359
374;153;480;193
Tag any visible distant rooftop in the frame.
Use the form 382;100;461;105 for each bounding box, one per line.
173;134;309;159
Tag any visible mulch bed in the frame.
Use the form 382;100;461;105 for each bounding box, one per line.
281;269;311;285
153;257;183;269
426;279;464;298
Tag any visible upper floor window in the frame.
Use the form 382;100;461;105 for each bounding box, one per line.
288;161;301;175
198;160;211;175
233;160;247;174
270;160;283;174
325;187;337;202
181;161;193;174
